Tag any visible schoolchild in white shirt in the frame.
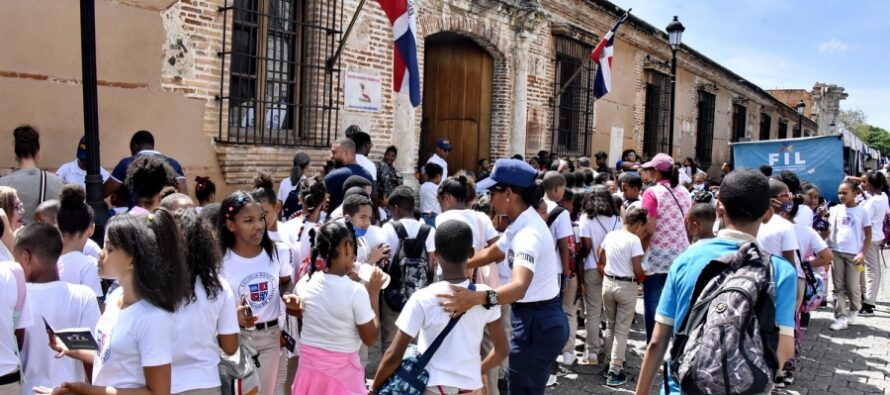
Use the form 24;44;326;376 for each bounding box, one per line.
16;223;100;395
38;209;189;395
827;180;872;331
421;163;444;226
371;220;508;395
860;172;888;315
56;186;103;298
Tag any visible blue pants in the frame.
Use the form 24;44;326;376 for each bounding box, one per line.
421;213;437;227
643;273;668;343
507;297;569;395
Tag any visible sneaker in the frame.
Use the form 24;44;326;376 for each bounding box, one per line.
546;374;558;387
606;369;628;387
829;317;848;331
580;350;598;365
783;371;795;386
773;374;786;389
497;378;507;392
562;351;577;366
847;311;858;325
860;304;875;316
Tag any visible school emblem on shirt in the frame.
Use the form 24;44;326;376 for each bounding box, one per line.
507;250;514;269
841;215;852;227
239;272;277;311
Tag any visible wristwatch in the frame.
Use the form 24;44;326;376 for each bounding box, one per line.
483;290;498;309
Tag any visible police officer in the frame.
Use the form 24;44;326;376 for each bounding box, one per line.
439;159;569;395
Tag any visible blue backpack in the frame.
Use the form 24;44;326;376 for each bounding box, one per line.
377;284;475;395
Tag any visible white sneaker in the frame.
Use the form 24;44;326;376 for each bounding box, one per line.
580;350;598;365
829;318;848;331
562;351;577;365
847;312;858;325
546;374;558;387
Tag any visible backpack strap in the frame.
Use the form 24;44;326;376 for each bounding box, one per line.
547;206;566;227
391;220;409;240
416;283;475;369
39;170;47;204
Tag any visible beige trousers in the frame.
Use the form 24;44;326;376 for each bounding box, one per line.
832;251;863;319
601;277;637;370
861;241;883;305
583;269;604;353
561;275;580;355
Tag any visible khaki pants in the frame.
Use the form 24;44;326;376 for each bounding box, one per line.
561;275;580;354
832;251;863;319
602;277;636;370
249;327;282;395
861;241;883;306
582;269;603;353
0;380;21;395
173;387;222;395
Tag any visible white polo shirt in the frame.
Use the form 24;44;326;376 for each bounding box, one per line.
496;207;559;303
426;154;449;180
55;160;111;187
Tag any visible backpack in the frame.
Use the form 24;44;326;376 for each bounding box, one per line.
281;184;302;221
669;242;780;395
546;207;579;274
384;221;433;312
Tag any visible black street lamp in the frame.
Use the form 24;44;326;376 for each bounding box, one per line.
80;0;108;244
796;99;806;138
666;16;685;156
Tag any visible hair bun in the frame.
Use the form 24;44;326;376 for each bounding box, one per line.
252;171;275;190
59;185;87;208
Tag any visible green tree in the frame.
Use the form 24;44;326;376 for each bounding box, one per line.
838;108;869;138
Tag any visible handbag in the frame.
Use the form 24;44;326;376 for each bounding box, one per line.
219;331;261;395
378;284;475;395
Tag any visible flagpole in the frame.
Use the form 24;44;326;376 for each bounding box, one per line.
551;9;630;103
328;0;367;69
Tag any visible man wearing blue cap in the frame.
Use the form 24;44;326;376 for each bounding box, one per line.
426;138;451;182
439;159;569;395
55;136;111;188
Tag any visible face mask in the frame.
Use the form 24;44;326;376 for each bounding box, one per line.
693;184;705;191
352;223;368;238
779;200;794;214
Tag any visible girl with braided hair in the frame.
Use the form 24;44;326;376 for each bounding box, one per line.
293;221;384;394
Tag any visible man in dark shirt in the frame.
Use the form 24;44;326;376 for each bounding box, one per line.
594;151;614;179
324;138;374;212
102;130;186;198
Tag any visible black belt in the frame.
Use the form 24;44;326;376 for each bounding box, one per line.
255;319;279;331
605;274;637;283
512;296;560;309
0;370;20;386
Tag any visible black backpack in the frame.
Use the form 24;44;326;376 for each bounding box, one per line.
669;242;780;395
281;185;302;221
383;221;433;312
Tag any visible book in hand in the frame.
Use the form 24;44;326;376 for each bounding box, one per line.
43;317;98;351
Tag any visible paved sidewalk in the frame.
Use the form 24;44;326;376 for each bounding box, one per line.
551;251;890;394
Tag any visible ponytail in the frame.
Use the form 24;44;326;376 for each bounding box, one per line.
661;164;680;188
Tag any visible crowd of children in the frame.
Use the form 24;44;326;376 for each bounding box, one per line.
0;125;887;395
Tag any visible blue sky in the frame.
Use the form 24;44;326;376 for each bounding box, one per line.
609;0;890;131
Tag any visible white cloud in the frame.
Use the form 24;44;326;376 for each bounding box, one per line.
818;39;849;54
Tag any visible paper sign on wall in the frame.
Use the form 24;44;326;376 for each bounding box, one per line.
609;127;624;165
344;70;382;112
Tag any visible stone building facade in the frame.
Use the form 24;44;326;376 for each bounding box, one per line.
768;83;848;137
1;0;821;196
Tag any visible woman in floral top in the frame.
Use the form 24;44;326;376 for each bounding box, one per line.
639;154;691;342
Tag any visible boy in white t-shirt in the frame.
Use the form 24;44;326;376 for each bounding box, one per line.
827;181;872;331
756;179;799;266
420;163;443;226
371;220;508;395
380;186;436;351
15;223;101;395
597;207;647;387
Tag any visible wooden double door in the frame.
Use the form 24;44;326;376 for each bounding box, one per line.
421;33;493;175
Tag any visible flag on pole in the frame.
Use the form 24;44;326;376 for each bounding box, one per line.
590;12;630;99
376;0;421;107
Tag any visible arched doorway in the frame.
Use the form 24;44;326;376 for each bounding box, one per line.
421;32;494;176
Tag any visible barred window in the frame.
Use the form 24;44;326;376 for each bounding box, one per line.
643;71;671;158
778;120;788;139
732;103;746;142
759;113;771;140
550;36;594;158
218;0;343;147
695;90;715;166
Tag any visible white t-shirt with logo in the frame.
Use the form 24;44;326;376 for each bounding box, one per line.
296;272;375;353
545;200;573;274
93;289;174;388
0;261;32;377
792;224;828;279
221;248;290;323
756;214;799;259
602;229;645;278
58;251;103;297
578;214;622;269
829;205;871;255
171;278;240;393
395;280;500;390
864;193;889;243
22;282;101;395
496;207;560;303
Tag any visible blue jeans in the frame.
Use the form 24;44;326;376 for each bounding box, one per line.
507;297;568;395
643;273;668;343
421;213;437;227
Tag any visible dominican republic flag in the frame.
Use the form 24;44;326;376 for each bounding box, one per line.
590;12;630;99
377;0;421;107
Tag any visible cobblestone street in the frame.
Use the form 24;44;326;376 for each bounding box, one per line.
552;250;890;394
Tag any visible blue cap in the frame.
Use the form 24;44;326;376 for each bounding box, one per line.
476;159;537;190
436;138;452;151
76;136;88;161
